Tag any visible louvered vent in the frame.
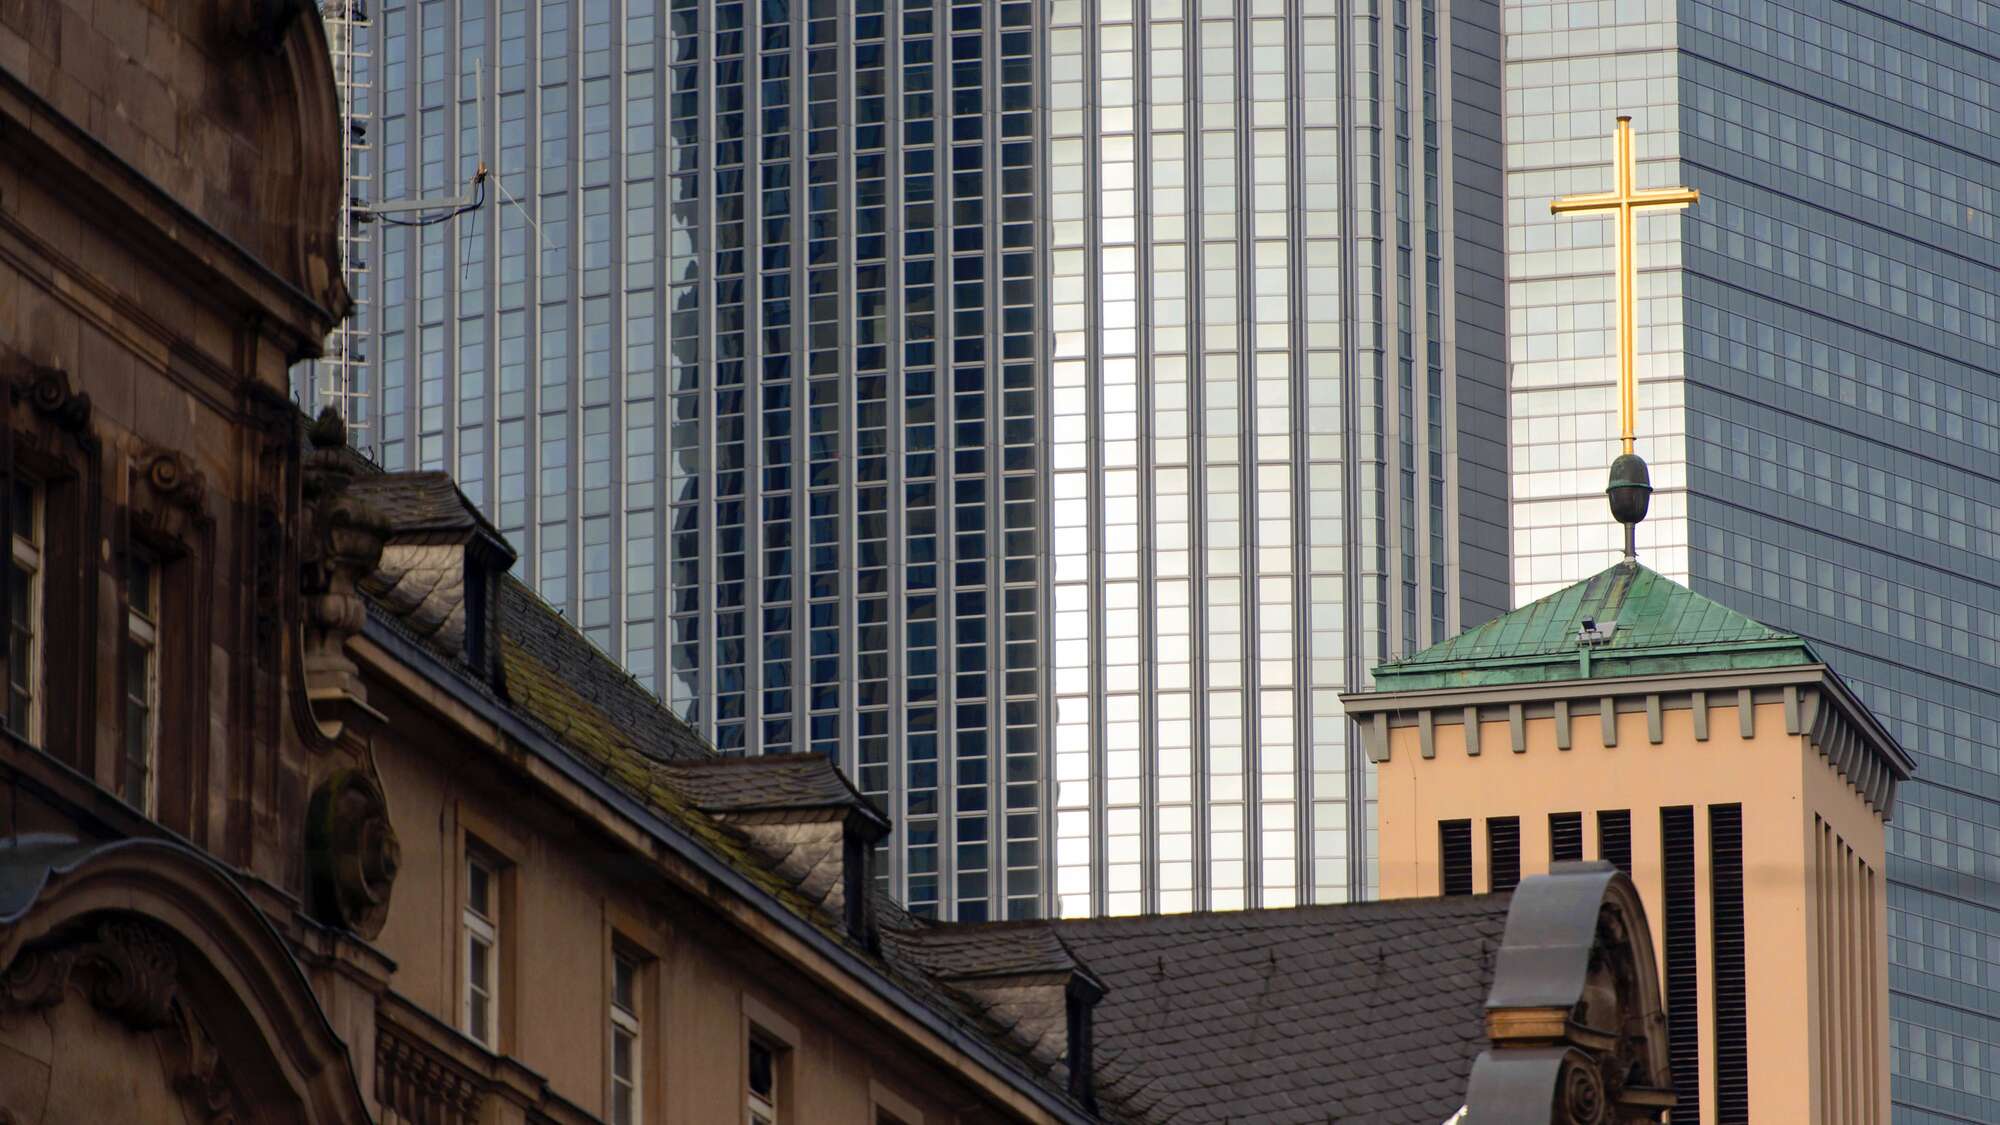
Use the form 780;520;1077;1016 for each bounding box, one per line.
1440;819;1473;896
1488;817;1521;893
1711;804;1748;1123
1550;812;1583;863
1598;809;1632;875
1662;806;1701;1124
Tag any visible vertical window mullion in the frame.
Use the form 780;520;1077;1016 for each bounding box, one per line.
747;1035;779;1123
1597;808;1632;876
1711;803;1748;1124
1486;815;1519;894
1438;817;1471;896
7;481;41;744
610;950;642;1125
1549;810;1583;863
463;854;501;1048
1662;805;1700;1123
123;552;159;814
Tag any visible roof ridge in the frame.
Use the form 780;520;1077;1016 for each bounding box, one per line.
1368;561;1818;692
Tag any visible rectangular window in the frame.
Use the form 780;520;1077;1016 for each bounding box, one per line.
1710;804;1747;1123
1549;811;1583;863
463;852;500;1048
1439;819;1472;896
123;551;159;814
8;480;41;741
1661;805;1700;1123
747;1035;778;1124
1487;816;1520;893
1597;809;1632;875
611;950;642;1125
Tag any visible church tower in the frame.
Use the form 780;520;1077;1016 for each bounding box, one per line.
1349;115;1913;1123
1344;562;1910;1122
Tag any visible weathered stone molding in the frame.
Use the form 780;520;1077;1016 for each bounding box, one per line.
1465;863;1676;1124
11;367;91;438
0;916;243;1124
298;408;391;742
130;444;211;545
306;768;401;940
0;837;371;1124
376;1017;486;1125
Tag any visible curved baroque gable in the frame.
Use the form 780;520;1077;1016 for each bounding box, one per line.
0;836;370;1125
1465;861;1676;1124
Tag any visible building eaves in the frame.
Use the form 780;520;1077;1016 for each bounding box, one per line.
360;606;1099;1124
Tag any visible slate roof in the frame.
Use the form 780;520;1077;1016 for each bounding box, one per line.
344;453;1514;1124
1048;895;1512;1124
344;471;511;546
496;580;712;764
362;543;469;650
882;921;1093;983
663;753;889;830
1372;560;1817;691
391;565;1512;1124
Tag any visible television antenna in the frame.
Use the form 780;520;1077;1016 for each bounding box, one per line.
305;7;501;451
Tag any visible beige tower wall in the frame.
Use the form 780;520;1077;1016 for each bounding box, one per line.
1375;694;1887;1124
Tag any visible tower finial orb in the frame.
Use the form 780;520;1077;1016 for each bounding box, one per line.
1607;452;1652;561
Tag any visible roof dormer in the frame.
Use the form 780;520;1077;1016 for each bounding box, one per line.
344;471;516;686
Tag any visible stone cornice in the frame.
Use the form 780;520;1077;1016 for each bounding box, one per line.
0;63;342;362
1343;663;1912;817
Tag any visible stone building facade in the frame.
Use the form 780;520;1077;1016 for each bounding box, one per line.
0;5;1677;1124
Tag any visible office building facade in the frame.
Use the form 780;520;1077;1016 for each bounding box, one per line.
1043;0;1508;916
317;0;1510;921
1505;1;2000;1118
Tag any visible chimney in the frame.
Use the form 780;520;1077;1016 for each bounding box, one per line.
841;809;887;950
1064;972;1105;1111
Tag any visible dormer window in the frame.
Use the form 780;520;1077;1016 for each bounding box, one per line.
7;479;41;742
122;550;160;813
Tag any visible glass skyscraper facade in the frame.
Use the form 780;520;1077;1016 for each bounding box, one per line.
318;0;1511;922
1045;0;1507;916
1506;2;2000;1119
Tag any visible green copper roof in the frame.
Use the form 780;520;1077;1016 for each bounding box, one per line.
1370;561;1820;692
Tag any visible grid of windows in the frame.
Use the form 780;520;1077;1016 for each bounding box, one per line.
1506;2;2000;1116
337;0;1048;921
1047;0;1502;917
328;0;1505;921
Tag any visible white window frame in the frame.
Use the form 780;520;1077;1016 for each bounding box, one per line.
463;852;499;1048
9;481;42;743
124;551;159;815
610;950;642;1125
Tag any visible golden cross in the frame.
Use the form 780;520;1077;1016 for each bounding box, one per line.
1550;116;1698;456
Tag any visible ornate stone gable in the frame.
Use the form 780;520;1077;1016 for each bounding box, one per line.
0;838;371;1125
